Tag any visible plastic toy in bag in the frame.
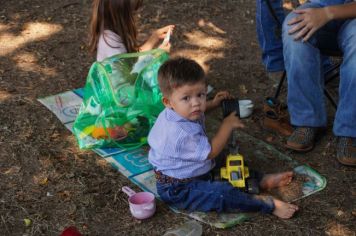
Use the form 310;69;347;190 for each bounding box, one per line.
73;49;169;149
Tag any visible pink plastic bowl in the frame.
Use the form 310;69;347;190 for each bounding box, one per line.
122;186;156;220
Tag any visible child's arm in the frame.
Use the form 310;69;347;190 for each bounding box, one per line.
206;91;233;112
140;25;174;52
208;112;244;159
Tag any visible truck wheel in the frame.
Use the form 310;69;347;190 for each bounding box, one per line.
246;178;260;194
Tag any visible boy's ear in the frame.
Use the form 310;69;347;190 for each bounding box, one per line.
162;96;172;108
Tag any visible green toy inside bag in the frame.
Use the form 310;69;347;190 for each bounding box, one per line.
73;49;169;149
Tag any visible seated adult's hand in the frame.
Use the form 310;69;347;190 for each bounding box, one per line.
288;8;332;42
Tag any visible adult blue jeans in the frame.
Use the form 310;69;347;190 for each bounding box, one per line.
282;2;356;138
156;178;274;214
256;0;285;72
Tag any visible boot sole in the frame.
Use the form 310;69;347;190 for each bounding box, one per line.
337;157;356;166
284;128;327;152
264;126;292;137
261;119;293;137
285;143;314;152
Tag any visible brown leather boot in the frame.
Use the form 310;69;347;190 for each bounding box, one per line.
285;127;317;152
262;97;293;136
336;137;356;166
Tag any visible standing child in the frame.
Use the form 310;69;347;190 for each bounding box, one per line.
88;0;174;61
148;57;299;219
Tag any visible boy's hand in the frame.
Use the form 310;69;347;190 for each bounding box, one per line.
211;91;233;107
223;111;245;129
208;111;244;159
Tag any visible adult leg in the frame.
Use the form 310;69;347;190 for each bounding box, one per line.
256;0;285;72
334;19;356;138
282;2;341;151
334;19;356;166
282;2;328;128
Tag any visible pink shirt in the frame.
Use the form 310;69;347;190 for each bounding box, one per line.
96;30;127;61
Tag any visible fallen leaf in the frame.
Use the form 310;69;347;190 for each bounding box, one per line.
266;136;274;143
24;218;31;227
4;166;21;174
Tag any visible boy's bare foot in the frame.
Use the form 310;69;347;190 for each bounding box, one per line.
260;171;293;190
272;199;299;219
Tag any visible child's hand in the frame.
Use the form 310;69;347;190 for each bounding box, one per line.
212;91;233;107
206;91;233;112
223;112;245;129
154;25;175;40
142;25;174;52
158;42;171;52
209;111;244;159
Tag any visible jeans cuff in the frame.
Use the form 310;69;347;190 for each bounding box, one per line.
254;195;275;214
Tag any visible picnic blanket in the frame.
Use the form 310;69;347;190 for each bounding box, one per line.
38;89;327;229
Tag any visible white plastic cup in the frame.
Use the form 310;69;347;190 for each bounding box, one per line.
239;99;254;118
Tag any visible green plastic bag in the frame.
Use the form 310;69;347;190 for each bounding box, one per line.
73;49;169;149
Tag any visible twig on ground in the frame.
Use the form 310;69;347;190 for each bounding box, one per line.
62;2;80;9
1;215;10;235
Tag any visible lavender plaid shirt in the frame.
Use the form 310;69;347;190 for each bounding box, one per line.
148;108;213;179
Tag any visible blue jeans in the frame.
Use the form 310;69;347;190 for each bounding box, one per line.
256;0;285;72
156;174;274;214
282;2;356;137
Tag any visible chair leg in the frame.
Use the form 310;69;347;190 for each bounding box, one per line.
324;89;337;109
325;62;341;85
271;63;339;109
324;62;340;109
273;71;286;99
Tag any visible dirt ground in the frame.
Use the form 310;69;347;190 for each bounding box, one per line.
0;0;355;235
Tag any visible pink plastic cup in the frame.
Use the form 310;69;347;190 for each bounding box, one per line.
121;186;156;220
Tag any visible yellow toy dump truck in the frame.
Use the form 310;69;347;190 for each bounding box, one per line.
220;153;249;188
220;152;260;194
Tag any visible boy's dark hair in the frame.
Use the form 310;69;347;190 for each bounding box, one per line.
158;57;206;96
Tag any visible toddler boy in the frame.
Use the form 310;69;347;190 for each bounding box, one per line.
148;57;298;219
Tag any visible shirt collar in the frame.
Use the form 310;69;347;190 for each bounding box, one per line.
164;108;204;122
165;108;188;122
164;108;205;133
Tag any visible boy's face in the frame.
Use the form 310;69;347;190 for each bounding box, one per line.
163;82;207;121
